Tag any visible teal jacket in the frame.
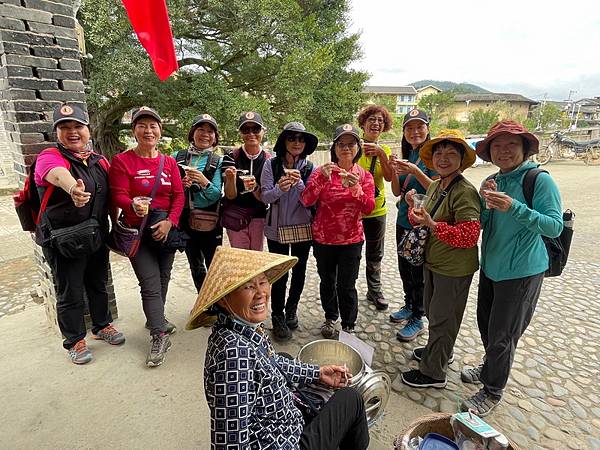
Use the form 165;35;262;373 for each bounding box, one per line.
480;161;563;282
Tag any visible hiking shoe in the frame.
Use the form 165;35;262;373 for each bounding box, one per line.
460;388;502;417
321;319;336;339
401;369;447;389
461;364;484;384
93;324;125;345
272;315;292;341
146;333;172;367
396;317;425;342
286;313;299;330
389;306;413;323
413;346;454;364
341;325;355;334
68;339;92;365
367;292;389;311
145;318;176;335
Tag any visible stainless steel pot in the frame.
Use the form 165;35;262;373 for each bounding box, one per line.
297;340;391;427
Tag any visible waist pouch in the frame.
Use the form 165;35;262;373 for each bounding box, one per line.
147;209;189;253
220;204;261;232
49;218;103;259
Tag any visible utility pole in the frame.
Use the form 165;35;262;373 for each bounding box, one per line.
536;93;547;130
567;90;578;129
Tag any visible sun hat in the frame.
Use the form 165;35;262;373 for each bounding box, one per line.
131;106;162;125
187;113;219;144
238;111;265;130
419;129;476;171
475;120;539;162
273;122;318;157
186;247;297;330
52;103;89;129
402;109;429;127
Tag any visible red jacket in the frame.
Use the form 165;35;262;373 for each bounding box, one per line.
301;165;375;245
109;150;184;227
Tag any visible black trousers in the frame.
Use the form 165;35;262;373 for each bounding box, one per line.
183;225;223;291
313;242;363;328
130;238;175;335
300;387;369;450
267;239;312;319
43;245;112;350
396;224;424;319
477;270;544;397
362;215;386;296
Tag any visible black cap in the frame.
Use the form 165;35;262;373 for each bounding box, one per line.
131;106;162;125
188;114;219;144
402;108;429;127
332;123;361;142
52;103;89;129
238;111;264;129
273;122;318;157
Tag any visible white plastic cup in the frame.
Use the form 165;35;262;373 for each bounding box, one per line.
133;196;151;216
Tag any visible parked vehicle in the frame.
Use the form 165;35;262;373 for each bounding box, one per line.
535;131;600;165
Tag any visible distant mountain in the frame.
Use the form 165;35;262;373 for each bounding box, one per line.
410;80;491;94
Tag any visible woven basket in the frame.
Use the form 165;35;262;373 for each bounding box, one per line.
393;412;521;450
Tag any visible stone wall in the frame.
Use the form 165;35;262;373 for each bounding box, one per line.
0;0;117;333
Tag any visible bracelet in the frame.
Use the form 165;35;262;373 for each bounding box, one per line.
68;182;77;195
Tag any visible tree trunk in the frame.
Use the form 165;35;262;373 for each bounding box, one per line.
90;98;137;158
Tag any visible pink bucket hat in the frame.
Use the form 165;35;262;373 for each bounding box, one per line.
475;120;539;162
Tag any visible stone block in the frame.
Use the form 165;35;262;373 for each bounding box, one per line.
0;4;53;24
0;16;26;31
13;100;61;112
55;36;78;49
1;41;29;55
38;90;85;102
37;68;83;81
10;132;45;144
59;79;84;91
27;21;77;39
23;0;73;16
52;14;76;29
1;30;54;45
2;54;58;69
0;65;33;78
1;0;22;5
57;58;81;70
17;121;50;134
9;77;59;91
15;111;43;122
3;88;37;101
20;142;56;156
31;45;79;59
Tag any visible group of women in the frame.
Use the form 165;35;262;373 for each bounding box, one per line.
35;100;563;440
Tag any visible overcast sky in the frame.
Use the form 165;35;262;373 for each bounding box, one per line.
348;0;600;101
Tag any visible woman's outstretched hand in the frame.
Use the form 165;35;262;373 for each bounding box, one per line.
319;364;352;388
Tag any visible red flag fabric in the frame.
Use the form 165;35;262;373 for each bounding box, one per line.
121;0;178;81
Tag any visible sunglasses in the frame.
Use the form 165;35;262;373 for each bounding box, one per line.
285;134;305;143
240;125;262;135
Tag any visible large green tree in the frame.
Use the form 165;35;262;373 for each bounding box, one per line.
78;0;367;155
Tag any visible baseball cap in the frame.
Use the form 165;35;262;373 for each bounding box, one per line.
52;103;89;129
402;108;429;127
238;111;264;129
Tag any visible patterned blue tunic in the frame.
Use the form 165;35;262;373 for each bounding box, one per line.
204;314;321;449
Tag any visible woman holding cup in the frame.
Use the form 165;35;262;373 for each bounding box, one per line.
301;124;375;337
390;109;437;342
356;105;394;311
221;112;270;250
260;122;318;340
109;106;184;367
399;129;480;389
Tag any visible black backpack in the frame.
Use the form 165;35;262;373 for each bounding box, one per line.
522;168;574;277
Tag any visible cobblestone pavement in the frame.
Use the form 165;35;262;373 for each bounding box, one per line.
1;161;599;448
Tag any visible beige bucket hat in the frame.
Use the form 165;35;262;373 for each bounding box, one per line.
186;246;298;330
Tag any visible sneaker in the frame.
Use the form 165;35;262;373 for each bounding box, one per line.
412;346;454;364
396;317;425;342
145;318;176;335
272;315;292;341
401;369;447;389
389;306;413;323
321;319;336;339
460;388;502;417
68;339;93;365
367;292;389;311
341;325;355;334
286;313;299;330
146;333;172;367
461;364;484;384
93;324;126;345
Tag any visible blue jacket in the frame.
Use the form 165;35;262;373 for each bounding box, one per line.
480;161;563;281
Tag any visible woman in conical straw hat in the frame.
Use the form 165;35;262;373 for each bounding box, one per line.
187;246;369;450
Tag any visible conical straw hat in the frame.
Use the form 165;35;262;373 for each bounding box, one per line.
186;246;298;330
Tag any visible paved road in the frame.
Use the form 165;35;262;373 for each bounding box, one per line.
1;160;599;449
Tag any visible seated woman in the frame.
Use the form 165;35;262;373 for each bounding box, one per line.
399;130;480;389
186;247;369;450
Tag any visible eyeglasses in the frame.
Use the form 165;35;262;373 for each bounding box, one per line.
336;142;358;150
285;134;305;143
367;117;385;124
240;126;262;135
